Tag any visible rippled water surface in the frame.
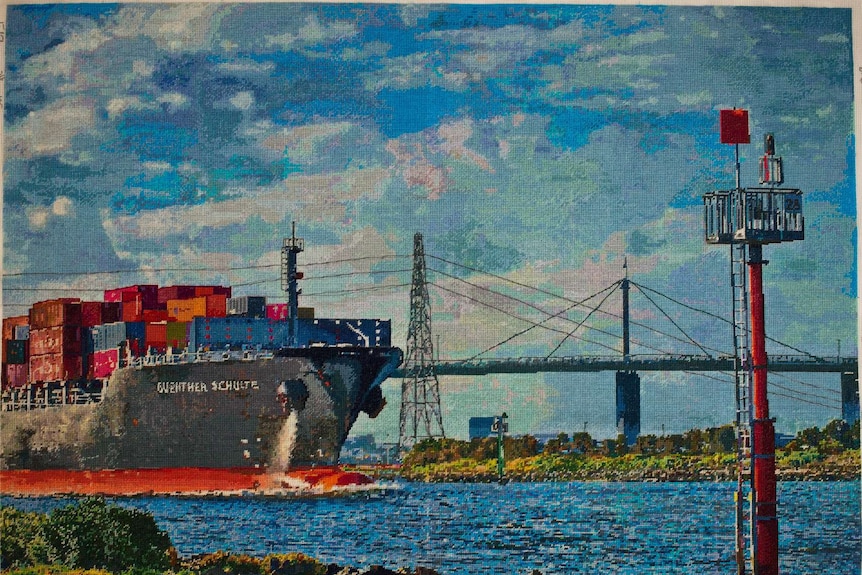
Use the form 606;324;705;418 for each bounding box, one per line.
5;481;859;574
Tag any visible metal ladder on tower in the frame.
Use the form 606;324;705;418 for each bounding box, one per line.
730;240;756;575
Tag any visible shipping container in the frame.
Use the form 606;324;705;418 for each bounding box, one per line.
28;353;83;382
13;325;30;340
298;307;315;319
91;349;120;379
89;322;146;353
5;363;28;388
187;285;231;298
157;285;197;304
187;317;288;351
121;294;149;323
80;301;103;328
166;297;207;322
206;294;227;318
266;303;289;321
5;339;29;364
104;285;158;308
227;296;267;318
3;316;29;342
28;325;82;356
29;300;82;329
166;322;188;349
145;322;168;350
101;302;122;324
142;309;169;323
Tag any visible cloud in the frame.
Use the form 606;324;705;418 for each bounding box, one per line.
6;98;96;158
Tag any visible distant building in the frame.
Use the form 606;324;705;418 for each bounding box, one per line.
469;417;497;440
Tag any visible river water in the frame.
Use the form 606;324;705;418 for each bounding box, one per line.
4;481;859;574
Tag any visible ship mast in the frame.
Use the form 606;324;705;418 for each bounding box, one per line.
281;222;305;347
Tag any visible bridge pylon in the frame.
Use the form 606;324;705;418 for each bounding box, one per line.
616;263;641;446
399;232;445;450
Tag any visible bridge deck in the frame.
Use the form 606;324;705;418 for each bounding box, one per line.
392;355;857;377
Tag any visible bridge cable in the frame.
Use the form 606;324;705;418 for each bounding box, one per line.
683;371;840;409
769;371;841;395
427;273;684;358
428;255;730;356
545;282;621;360
631;283;714;357
631;280;821;360
427;281;620;356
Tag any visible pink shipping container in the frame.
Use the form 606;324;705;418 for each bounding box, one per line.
29;300;82;329
104;285;158;308
266;303;289;321
28;353;83;382
81;301;103;328
28;326;82;356
91;349;120;379
5;363;28;388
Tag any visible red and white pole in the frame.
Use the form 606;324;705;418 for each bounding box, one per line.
748;243;779;575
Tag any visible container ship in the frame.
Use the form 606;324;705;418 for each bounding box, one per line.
0;230;402;475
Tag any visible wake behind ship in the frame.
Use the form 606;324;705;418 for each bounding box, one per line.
0;229;402;471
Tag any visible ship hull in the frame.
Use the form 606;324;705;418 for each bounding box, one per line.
0;346;401;471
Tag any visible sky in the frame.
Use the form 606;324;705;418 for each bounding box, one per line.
1;3;858;442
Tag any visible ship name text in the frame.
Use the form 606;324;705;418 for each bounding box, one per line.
157;380;261;394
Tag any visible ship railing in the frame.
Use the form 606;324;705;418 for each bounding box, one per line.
124;348;276;369
1;382;104;411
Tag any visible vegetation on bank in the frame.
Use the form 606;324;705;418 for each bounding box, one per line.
399;420;860;482
0;499;438;575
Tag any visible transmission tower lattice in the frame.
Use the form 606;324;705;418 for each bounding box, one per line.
399;232;445;449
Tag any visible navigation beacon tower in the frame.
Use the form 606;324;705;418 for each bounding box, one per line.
703;109;804;575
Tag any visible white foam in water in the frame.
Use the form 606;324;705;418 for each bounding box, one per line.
271;410;299;472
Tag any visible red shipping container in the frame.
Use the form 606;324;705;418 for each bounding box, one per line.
142;309;169;322
213;286;232;298
158;285;197;304
145;322;168;346
5;363;28;388
28;326;82;356
81;302;103;328
91;349;120;379
101;302;122;323
3;316;29;341
29;300;82;329
104;285;158;308
194;286;215;297
28;353;82;382
206;294;227;318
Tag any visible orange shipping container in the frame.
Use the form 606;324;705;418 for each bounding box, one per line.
3;316;29;342
167;297;207;322
28;326;82;356
29;300;82;329
145;322;168;345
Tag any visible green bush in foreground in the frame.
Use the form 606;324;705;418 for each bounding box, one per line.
1;498;172;573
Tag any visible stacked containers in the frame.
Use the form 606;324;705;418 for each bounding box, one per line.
28;299;83;382
227;296;267;318
187;317;288;351
3;318;30;389
166;294;227;322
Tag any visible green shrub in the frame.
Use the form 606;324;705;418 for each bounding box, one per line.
185;551;261;575
262;553;326;575
39;498;171;572
1;507;48;568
